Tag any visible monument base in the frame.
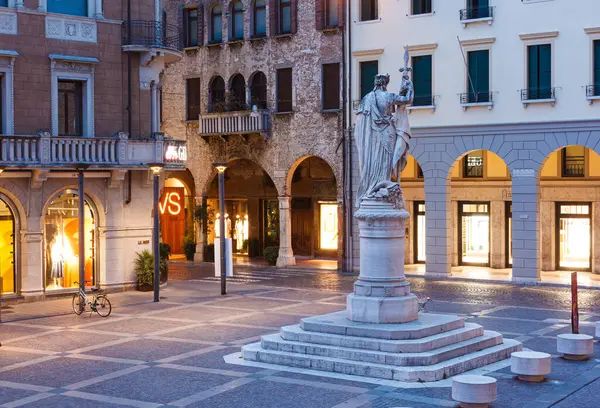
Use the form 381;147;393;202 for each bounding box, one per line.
347;292;418;324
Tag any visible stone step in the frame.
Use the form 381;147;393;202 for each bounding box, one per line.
300;311;465;340
242;338;522;382
262;330;502;367
281;322;485;353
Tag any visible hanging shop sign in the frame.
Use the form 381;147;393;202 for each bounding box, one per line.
164;144;187;162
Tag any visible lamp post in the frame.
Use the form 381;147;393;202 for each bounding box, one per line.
149;163;163;302
214;162;228;295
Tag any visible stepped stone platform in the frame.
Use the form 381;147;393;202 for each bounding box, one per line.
242;311;522;382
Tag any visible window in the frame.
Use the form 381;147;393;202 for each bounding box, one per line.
360;0;377;21
184;8;198;47
322;63;340;110
209;76;225;112
0;0;8;7
325;0;339;27
359;60;378;100
276;68;293;112
562;146;585;177
253;0;267;37
527;44;552;100
593;40;600;96
186;78;200;120
48;0;87;16
412;0;431;15
466;50;490;103
557;203;591;271
465;0;490;19
463;150;484;178
412;55;433;106
250;71;267;109
279;0;292;34
414;201;426;263
210;5;223;43
229;74;246;111
230;1;244;40
58;80;83;136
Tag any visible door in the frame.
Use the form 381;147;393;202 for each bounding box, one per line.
556;203;591;271
291;198;312;256
160;187;186;254
459;202;490;266
414;201;426;263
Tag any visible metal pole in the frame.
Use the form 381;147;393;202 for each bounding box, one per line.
78;170;85;294
153;173;160;302
218;170;227;295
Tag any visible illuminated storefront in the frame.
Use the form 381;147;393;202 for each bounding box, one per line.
414;202;426;263
506;202;512;267
557;203;591;271
44;192;96;290
459;202;490;266
209;199;249;254
319;202;338;250
0;197;16;294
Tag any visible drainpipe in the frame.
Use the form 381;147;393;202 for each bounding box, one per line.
125;0;132;204
340;0;347;273
345;0;353;273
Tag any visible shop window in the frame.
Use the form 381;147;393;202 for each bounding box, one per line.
412;0;431;15
250;71;267;109
412;55;433;106
48;0;87;16
229;74;247;111
459;202;490;266
463;151;484;178
557;203;591;271
360;0;377;21
230;1;244;40
414;201;426;263
208;76;226;112
319;202;338;250
527;44;552;100
210;5;223;43
58;80;83;136
44;192;95;290
561;146;585;177
184;8;199;47
186;77;200;120
359;60;378;100
253;0;267;37
467;50;490;103
322;63;340;111
0;197;15;295
276;67;293;112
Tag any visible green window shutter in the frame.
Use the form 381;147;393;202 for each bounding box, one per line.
528;45;539;96
359;61;378;100
412;55;432;106
468;50;489;102
594;40;600;88
539;44;551;96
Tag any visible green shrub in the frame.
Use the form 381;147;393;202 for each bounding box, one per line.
160;243;171;260
184;243;196;261
263;246;279;266
134;250;168;286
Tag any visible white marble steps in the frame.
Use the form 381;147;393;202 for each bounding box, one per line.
300;311;465;340
261;330;502;367
242;339;522;382
280;322;485;353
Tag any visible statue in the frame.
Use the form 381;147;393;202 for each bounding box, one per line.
355;46;414;208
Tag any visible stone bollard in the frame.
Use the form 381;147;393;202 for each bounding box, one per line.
595;321;600;339
557;333;594;360
511;351;551;382
452;375;497;408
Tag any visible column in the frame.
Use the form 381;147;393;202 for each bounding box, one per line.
424;175;451;279
194;197;205;263
490;200;505;268
150;81;158;135
511;171;540;284
95;0;104;18
540;200;554;271
276;196;296;267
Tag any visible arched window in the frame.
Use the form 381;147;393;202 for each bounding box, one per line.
230;1;244;40
48;0;87;16
229;74;247;111
253;0;267;37
250;72;267;109
210;5;223;43
209;76;226;112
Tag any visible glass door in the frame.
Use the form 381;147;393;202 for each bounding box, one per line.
556;203;591;271
506;202;512;267
414;201;426;263
459;202;490;266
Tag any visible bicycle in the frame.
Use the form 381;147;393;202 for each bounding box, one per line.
72;281;112;317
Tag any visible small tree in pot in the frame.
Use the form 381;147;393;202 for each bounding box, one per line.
134;250;168;291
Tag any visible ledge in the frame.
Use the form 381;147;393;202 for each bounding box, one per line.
587;95;600;105
461;16;493;27
522;98;556;107
49;54;100;63
272;32;294;39
184;46;200;51
461;102;493;111
407;105;436;113
227;38;244;45
321;108;342;114
206;41;223;48
0;49;19;57
408;13;434;19
249;35;267;42
272;111;294;116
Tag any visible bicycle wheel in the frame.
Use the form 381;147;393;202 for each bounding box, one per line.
94;295;112;317
72;294;85;315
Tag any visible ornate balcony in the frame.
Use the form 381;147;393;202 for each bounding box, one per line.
198;110;271;142
459;91;494;110
121;20;184;64
521;88;556;107
459;7;494;26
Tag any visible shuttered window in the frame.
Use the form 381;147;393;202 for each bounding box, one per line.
467;50;489;103
360;0;377;21
279;0;292;33
412;55;432;106
359;60;378;100
211;5;223;43
231;1;244;40
527;44;552;99
254;0;267;37
412;0;431;15
186;78;201;120
184;8;198;47
594;40;600;95
466;0;490;18
322;63;340;110
276;68;293;112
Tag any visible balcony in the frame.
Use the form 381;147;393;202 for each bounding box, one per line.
121;20;184;64
521;88;556;107
586;85;600;104
459;7;494;26
460;91;494;110
0;133;186;170
198;110;271;142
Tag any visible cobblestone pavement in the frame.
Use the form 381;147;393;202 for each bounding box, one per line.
1;268;600;407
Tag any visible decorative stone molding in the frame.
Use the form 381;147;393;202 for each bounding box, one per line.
0;10;17;35
459;37;496;47
351;48;384;57
46;16;97;43
407;43;438;52
31;170;49;189
519;31;559;41
584;27;600;35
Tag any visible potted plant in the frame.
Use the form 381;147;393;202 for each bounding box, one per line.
134;250;168;290
183;233;196;261
263;246;279;266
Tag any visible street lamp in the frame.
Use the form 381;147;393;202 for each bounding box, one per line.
214;162;228;295
149;163;164;302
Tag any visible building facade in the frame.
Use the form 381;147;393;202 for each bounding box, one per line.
349;0;600;282
161;0;345;267
0;0;185;300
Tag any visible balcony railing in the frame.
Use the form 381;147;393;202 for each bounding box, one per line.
586;85;600;97
122;20;184;53
521;88;556;101
460;7;494;21
199;110;271;140
460;92;493;104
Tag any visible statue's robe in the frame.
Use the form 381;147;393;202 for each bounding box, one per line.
355;89;411;207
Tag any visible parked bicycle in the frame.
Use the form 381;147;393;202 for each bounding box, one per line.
72;281;112;317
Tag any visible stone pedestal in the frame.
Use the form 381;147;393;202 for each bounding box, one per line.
348;199;418;324
452;375;497;408
511;351;551;382
557;333;594;360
